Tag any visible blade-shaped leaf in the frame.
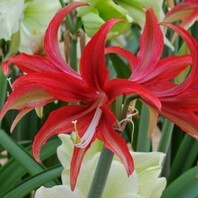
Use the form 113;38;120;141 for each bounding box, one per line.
162;166;198;198
1;166;62;198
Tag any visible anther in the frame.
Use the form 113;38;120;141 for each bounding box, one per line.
70;120;81;144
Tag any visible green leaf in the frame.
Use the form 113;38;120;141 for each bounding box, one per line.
0;159;25;194
0;129;44;174
0;137;61;194
136;104;151;152
1;166;62;198
162;166;198;198
168;134;198;184
108;53;131;78
158;119;174;153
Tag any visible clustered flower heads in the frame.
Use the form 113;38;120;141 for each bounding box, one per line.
0;1;198;194
35;135;166;198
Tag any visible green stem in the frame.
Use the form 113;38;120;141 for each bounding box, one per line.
0;65;7;128
0;67;7;109
167;134;196;184
158;119;174;153
87;95;134;197
136;104;151;151
59;0;65;7
87;147;114;198
69;38;77;70
121;95;138;120
111;95;123;121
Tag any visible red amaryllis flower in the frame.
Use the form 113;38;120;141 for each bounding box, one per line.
164;0;198;30
0;3;161;189
105;8;198;139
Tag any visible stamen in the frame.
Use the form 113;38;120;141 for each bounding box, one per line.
7;77;13;91
70;120;81;144
115;106;139;144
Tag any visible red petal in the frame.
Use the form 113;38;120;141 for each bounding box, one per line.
80;19;122;90
105;78;161;111
161;105;198;140
10;108;32;132
70;144;91;190
44;2;87;78
2;53;64;75
97;107;134;176
160;23;198;95
32;105;94;162
0;79;54;121
14;72;98;103
142;55;192;83
160;90;198;111
180;9;198;29
164;2;198;26
133;8;164;81
105;46;138;72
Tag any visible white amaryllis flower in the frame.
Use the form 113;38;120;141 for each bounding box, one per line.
35;134;166;198
0;0;61;53
19;0;61;53
0;0;24;40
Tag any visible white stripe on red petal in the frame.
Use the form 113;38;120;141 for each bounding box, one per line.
75;107;102;148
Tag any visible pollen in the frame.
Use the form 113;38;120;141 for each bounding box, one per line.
70;120;81;144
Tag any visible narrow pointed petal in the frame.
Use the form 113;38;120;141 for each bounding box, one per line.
105;48;192;84
45;2;87;78
70;145;91;191
80;19;122;90
10;108;32;132
161;106;198;140
160;90;198;111
142;55;192;83
97;107;134;176
32;105;94;162
13;73;98;103
160;23;198;95
105;46;138;72
164;2;198;29
180;9;198;29
146;105;159;137
105;79;161;111
0;81;54;121
133;8;164;80
2;53;65;75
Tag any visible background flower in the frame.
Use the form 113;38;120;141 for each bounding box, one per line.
0;0;24;40
19;0;61;53
0;0;61;54
35;134;166;198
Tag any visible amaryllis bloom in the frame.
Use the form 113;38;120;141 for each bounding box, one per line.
0;0;24;40
0;2;161;189
164;0;198;30
35;134;166;198
106;8;198;139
